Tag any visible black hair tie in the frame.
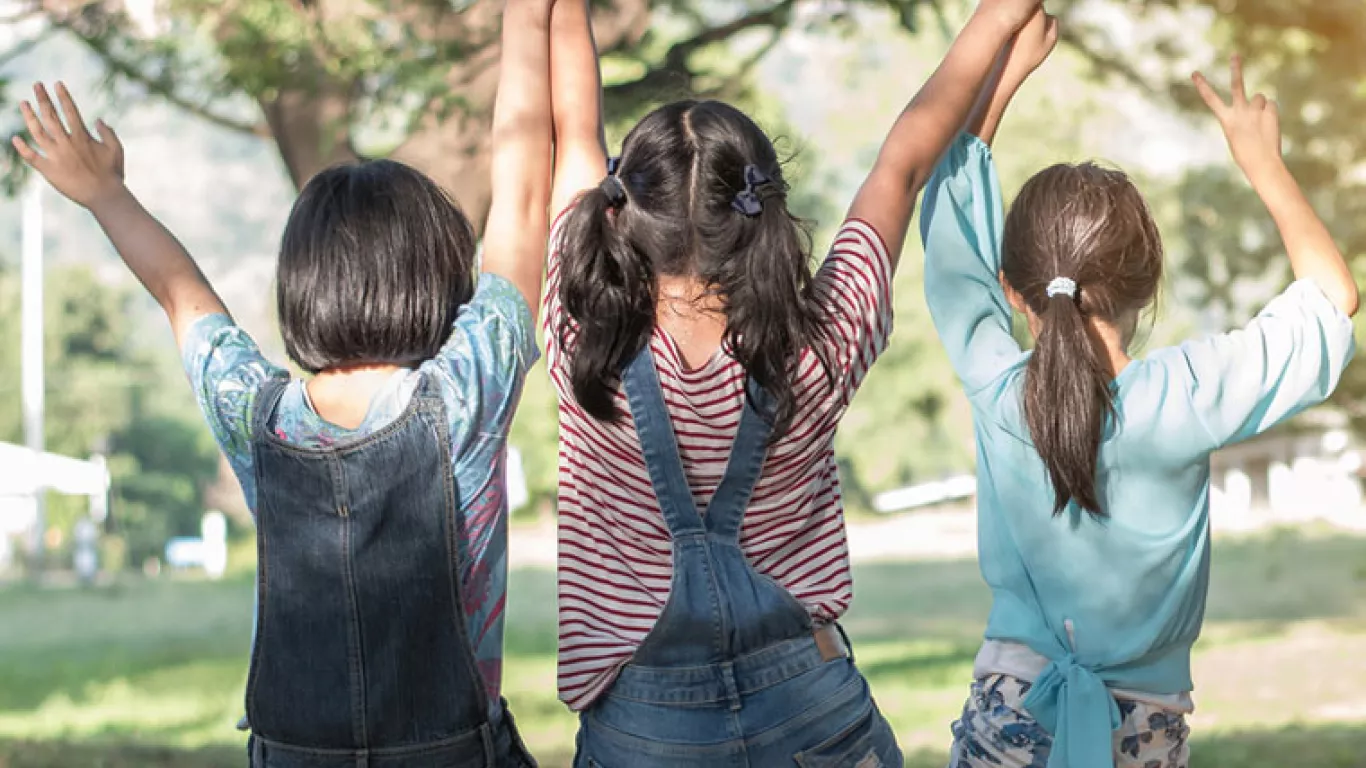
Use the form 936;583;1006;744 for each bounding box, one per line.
732;165;771;217
600;176;627;209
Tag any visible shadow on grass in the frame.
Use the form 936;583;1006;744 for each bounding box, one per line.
857;644;978;684
0;739;244;768
11;722;1357;768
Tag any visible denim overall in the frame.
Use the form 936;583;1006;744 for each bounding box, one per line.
574;349;903;767
245;374;534;768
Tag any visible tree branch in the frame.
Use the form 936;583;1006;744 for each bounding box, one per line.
606;0;798;105
50;15;270;137
1055;21;1155;94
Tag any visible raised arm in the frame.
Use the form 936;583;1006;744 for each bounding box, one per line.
548;0;608;220
482;0;556;314
847;0;1039;263
1194;55;1359;317
964;8;1059;146
14;83;227;348
919;9;1057;397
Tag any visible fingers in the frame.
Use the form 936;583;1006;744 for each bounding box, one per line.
33;83;69;143
19;100;55;151
1250;93;1267;110
95;119;120;149
1230;54;1246;105
1044;14;1060;46
95;120;124;162
11;135;46;170
55;82;92;142
1191;71;1227;117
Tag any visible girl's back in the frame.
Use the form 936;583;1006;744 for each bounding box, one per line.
546;213;890;708
962;281;1350;654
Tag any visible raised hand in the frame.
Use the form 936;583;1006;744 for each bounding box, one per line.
13;83;125;209
1193;55;1284;186
1002;7;1059;87
978;0;1044;34
963;7;1057;146
14;83;226;342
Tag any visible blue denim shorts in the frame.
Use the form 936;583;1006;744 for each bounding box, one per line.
576;650;902;767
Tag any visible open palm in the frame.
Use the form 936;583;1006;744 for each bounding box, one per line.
12;82;125;209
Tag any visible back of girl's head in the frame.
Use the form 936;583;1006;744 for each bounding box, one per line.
557;100;823;434
278;160;477;374
1001;162;1163;517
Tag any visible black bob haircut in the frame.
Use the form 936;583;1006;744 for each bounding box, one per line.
277;160;478;374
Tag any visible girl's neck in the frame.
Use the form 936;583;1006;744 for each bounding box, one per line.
306;363;405;430
1090;319;1133;379
1024;314;1133;379
655;275;727;371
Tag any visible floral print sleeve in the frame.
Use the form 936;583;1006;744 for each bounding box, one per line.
180;314;288;512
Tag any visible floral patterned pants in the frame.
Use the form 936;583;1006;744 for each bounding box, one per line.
947;675;1190;768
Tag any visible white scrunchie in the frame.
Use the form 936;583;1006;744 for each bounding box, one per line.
1046;277;1077;299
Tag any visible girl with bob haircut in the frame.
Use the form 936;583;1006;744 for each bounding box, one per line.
921;13;1358;768
14;0;557;763
542;0;1043;764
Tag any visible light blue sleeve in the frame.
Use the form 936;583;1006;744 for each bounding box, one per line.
424;273;541;450
1182;280;1356;450
920;133;1023;397
180;314;288;512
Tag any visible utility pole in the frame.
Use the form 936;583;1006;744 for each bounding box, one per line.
22;178;45;571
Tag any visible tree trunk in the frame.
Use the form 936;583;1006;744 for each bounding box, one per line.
263;0;650;234
258;85;360;190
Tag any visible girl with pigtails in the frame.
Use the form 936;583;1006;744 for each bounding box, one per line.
541;0;1043;765
921;10;1358;768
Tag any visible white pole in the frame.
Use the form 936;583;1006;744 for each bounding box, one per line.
21;178;45;567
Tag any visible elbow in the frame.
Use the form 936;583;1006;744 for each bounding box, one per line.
489;183;553;234
1338;286;1360;318
1322;275;1360;318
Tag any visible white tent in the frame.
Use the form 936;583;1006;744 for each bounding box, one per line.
0;442;110;499
0;442;109;567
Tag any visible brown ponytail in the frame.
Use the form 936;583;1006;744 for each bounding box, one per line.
1002;163;1164;517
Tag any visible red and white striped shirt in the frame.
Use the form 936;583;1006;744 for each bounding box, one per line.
544;218;893;710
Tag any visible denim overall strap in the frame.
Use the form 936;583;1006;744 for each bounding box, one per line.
620;347;706;539
700;380;775;541
620;345;812;672
251;374;291;437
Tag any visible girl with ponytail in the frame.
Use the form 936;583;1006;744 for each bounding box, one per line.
543;1;1043;765
922;13;1358;768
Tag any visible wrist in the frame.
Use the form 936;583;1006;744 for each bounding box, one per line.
1248;162;1303;214
970;5;1025;40
1244;156;1292;194
84;182;135;216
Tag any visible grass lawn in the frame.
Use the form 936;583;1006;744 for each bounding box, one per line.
1;527;1364;766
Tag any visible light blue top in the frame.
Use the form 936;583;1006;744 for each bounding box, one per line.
921;134;1356;768
180;273;539;713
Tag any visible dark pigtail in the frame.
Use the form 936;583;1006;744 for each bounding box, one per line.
557;183;656;422
557;100;827;438
702;171;823;435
